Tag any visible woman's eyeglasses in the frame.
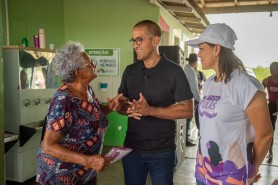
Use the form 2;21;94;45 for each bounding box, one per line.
79;58;96;69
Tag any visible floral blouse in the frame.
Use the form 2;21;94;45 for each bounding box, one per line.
36;84;109;185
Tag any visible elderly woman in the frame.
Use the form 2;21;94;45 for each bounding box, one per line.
36;41;122;185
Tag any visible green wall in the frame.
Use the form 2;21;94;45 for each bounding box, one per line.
4;0;185;75
5;0;160;75
63;0;159;74
7;0;65;48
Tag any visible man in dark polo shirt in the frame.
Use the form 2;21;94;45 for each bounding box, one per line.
117;20;193;185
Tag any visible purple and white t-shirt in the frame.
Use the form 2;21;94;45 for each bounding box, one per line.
196;69;264;185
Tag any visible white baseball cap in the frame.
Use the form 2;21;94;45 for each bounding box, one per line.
185;23;237;50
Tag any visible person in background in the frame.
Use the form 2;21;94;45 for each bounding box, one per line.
36;41;122;185
184;53;199;146
186;23;273;185
262;61;278;161
195;68;206;96
117;20;193;185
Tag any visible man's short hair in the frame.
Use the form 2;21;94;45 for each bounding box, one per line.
134;20;161;37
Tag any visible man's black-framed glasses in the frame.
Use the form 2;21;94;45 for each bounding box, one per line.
129;36;154;46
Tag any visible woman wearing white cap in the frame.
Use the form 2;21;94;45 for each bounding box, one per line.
186;23;273;185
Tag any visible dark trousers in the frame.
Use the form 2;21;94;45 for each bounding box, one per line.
122;150;175;185
268;102;277;150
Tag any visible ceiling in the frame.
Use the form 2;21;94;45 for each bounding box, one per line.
153;0;278;34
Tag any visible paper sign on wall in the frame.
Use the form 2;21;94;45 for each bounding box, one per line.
85;48;119;76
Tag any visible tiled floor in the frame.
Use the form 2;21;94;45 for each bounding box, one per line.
6;124;278;185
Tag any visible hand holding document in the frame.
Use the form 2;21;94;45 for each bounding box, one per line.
105;147;132;163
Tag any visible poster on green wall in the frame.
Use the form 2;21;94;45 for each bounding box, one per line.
85;48;119;76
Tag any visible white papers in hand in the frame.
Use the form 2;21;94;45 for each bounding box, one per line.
105;147;132;163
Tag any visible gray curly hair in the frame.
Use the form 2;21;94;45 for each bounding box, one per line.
53;41;86;83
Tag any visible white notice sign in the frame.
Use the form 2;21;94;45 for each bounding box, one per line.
85;48;120;76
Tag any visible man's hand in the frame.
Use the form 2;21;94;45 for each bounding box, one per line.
127;93;150;120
